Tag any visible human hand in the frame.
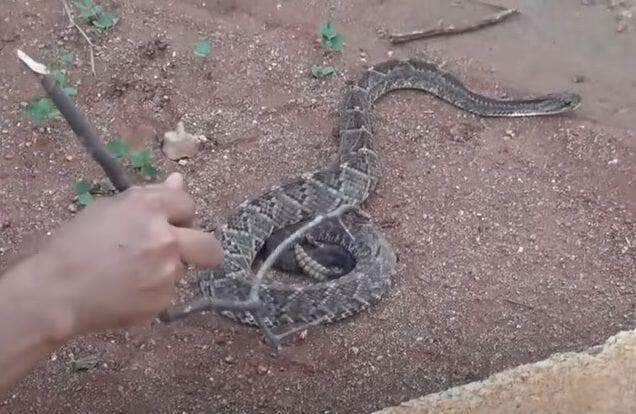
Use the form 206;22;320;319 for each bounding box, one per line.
30;172;223;337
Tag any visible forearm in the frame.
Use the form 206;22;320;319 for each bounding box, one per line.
0;254;73;396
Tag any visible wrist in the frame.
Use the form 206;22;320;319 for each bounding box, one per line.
2;252;77;346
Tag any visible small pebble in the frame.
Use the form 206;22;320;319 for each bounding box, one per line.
572;74;586;83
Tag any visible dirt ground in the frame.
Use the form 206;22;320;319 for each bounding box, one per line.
1;0;634;413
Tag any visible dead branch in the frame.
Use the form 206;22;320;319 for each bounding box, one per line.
503;298;534;310
61;0;96;76
160;203;356;350
157;297;263;322
17;50;131;191
389;3;519;44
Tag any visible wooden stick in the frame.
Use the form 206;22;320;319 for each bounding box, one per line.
503;298;534;310
389;4;519;44
157;297;263;322
17;49;132;191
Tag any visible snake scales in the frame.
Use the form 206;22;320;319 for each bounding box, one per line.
198;59;581;328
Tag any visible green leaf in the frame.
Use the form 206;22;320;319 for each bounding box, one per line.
93;12;118;30
75;0;117;31
318;22;338;39
24;97;59;122
58;49;74;65
77;192;94;206
63;86;78;96
193;38;211;58
129;148;153;168
106;138;130;160
141;164;159;178
310;65;335;78
48;68;66;87
75;0;100;20
318;22;344;51
325;34;343;50
74;179;93;196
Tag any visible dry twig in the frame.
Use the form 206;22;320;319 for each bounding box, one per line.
389;2;519;44
503;298;534;310
17;49;130;190
61;0;97;76
160;203;356;350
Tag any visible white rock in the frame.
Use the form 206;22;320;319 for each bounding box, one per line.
161;121;205;161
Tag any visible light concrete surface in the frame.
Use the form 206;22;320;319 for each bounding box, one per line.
374;330;635;414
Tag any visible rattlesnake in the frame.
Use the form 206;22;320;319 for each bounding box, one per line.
198;59;580;328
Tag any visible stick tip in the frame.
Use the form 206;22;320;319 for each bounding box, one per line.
16;49;49;75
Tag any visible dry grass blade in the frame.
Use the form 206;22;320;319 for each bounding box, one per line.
61;0;97;76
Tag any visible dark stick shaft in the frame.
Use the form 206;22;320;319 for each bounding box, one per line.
40;76;132;191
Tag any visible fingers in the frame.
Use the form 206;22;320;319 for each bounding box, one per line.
157;174;196;226
125;175;195;226
159;189;196;226
173;227;224;268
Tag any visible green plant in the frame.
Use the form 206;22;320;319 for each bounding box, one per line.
75;0;119;32
106;137;130;160
57;49;74;65
74;179;95;206
48;66;77;97
130;148;159;177
193;38;211;58
310;64;336;78
318;22;344;51
74;178;115;206
25;98;60;122
106;137;159;179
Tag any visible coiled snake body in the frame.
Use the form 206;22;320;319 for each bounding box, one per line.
198;59;580;328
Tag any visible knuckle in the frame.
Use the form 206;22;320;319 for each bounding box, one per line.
156;229;178;250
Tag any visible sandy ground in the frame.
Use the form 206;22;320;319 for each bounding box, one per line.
0;0;634;413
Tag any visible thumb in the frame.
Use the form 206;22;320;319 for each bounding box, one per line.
173;227;224;269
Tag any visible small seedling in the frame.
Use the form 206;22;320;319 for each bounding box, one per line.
74;178;116;206
25;98;60;122
106;137;130;160
318;22;344;51
75;0;119;32
130;148;159;178
57;49;74;65
48;66;77;97
310;64;336;78
193;38;211;58
74;179;95;206
106;137;160;179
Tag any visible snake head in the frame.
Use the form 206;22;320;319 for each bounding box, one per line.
544;92;582;114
